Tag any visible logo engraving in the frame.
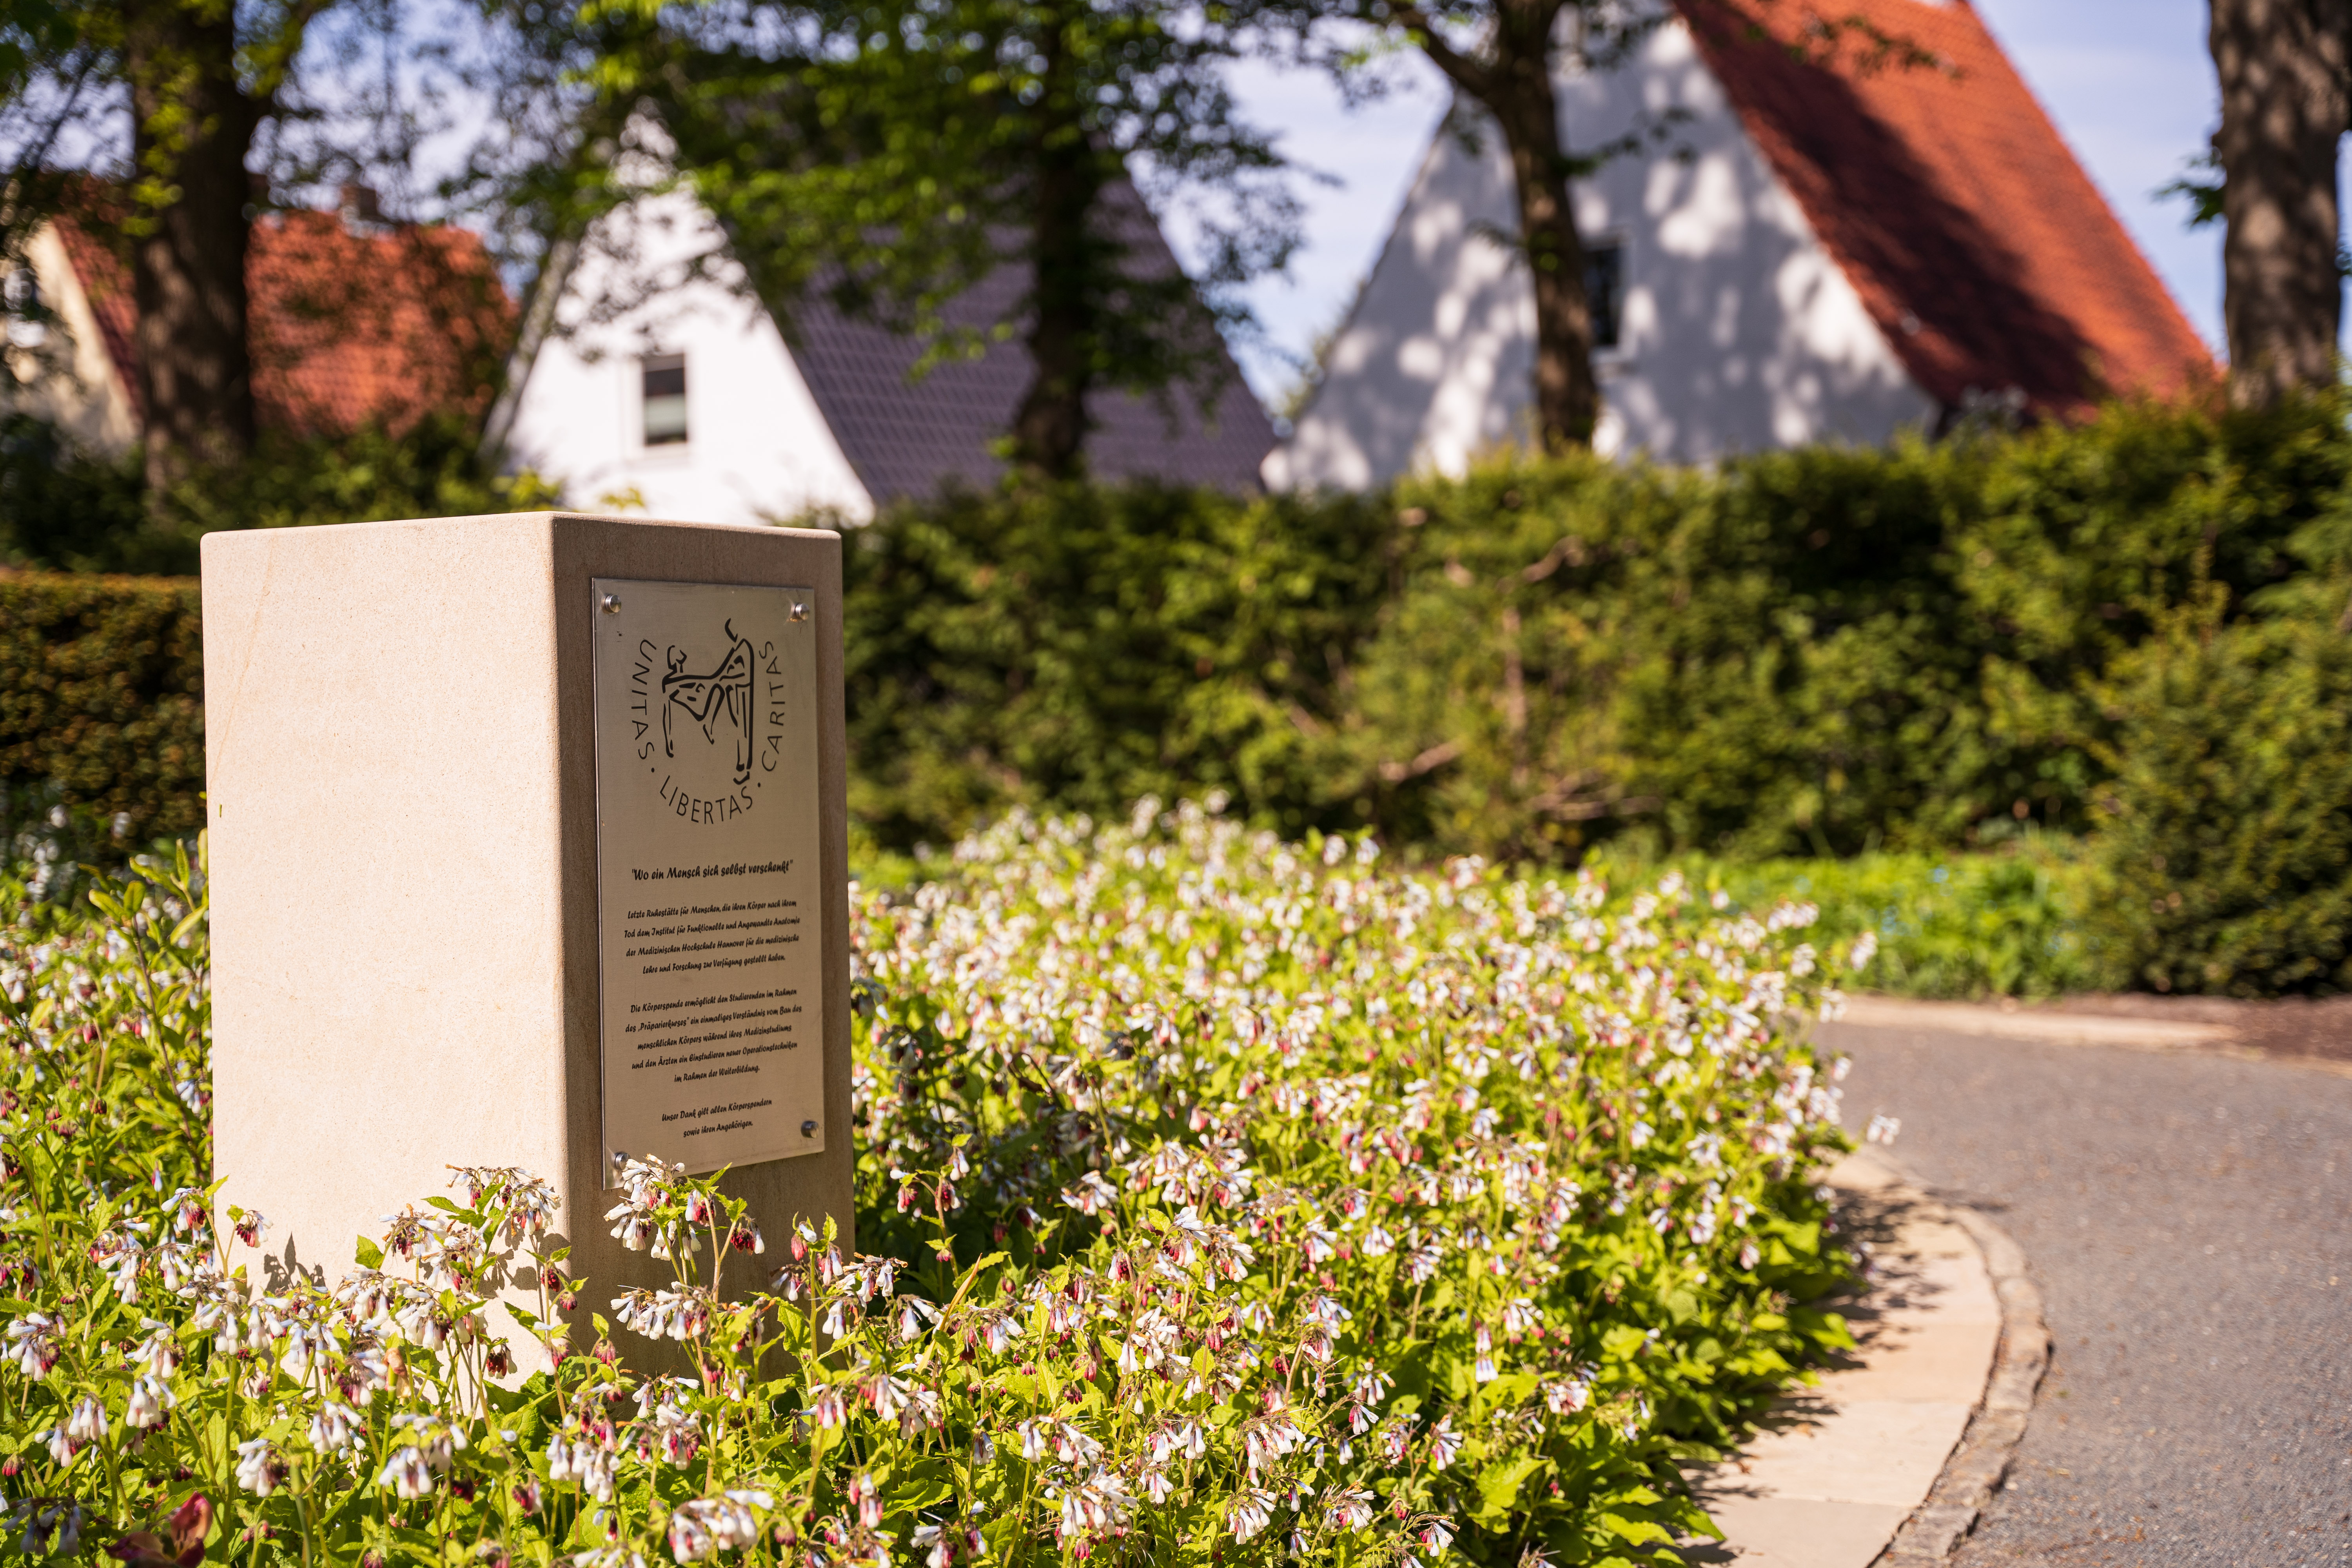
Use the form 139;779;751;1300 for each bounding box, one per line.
660;620;756;785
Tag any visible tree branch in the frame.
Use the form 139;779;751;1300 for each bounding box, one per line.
1384;0;1494;101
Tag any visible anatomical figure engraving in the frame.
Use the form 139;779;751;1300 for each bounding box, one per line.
661;621;756;785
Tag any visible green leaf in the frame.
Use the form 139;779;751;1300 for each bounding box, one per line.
1597;1512;1673;1546
1475;1454;1545;1517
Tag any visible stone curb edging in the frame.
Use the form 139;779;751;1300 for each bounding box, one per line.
1872;1189;2050;1566
1837;995;2352;1082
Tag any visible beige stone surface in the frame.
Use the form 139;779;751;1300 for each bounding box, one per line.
1807;1330;1997;1405
1839;996;2235;1049
1681;1495;1912;1567
1730;1399;1976;1507
1684;1149;1999;1564
203;512;853;1351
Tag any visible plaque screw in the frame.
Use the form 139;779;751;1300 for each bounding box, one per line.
789;599;808;622
601;593;622;615
800;1120;818;1138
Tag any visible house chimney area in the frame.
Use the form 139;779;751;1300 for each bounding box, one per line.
338;184;388;234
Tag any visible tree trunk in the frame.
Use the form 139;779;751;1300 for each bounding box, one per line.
1009;24;1102;480
1466;0;1598;450
123;0;258;490
2209;0;2349;406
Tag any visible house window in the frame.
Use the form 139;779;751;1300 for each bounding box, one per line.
1585;241;1623;352
641;354;688;446
3;268;45;348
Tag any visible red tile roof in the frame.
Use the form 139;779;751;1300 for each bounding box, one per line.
52;204;513;436
1677;0;2214;415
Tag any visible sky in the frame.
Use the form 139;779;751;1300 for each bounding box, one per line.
1202;0;2230;406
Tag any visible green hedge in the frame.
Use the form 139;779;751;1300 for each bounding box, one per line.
0;412;563;576
13;392;2352;994
839;392;2352;994
0;571;205;844
1352;394;2346;862
843;394;2349;860
843;479;1391;846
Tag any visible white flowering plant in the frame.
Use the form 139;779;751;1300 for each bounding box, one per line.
0;805;1869;1566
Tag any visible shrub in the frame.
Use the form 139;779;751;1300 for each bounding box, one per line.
843;481;1390;848
0;412;560;577
0;417;162;575
1353;393;2352;864
0;810;1866;1565
0;571;205;849
1350;446;1993;861
840;392;2352;878
2085;606;2352;995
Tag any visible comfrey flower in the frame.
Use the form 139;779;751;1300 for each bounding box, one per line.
808;1381;850;1429
1323;1486;1376;1530
848;1471;883;1530
235;1437;283;1496
1240;1399;1307;1475
125;1374;175;1430
11;1501;84;1557
613;1285;710;1342
127;1319;180;1379
379;1447;433;1499
1057;1470;1134;1541
5;1313;60;1379
38;1424;79;1468
388;1410;468;1472
1427;1414;1464;1469
65;1396;107;1445
668;1493;769;1562
1228;1489;1276;1544
548;1436;617;1501
309;1401;361;1452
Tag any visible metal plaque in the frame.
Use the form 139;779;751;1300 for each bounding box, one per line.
591;578;825;1177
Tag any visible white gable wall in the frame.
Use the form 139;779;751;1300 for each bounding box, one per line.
3;224;143;457
504;188;873;526
1267;17;1936;489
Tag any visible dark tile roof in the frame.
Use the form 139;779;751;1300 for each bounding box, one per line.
777;208;1275;503
1679;0;2214;416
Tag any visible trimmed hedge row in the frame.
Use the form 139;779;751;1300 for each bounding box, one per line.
840;392;2352;995
11;391;2352;993
0;571;204;844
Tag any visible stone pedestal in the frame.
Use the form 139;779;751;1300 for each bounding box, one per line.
201;512;852;1327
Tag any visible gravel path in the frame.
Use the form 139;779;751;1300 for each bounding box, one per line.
1819;1021;2352;1568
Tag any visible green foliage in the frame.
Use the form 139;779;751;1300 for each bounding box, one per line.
18;392;2352;994
0;415;557;862
2084;606;2352;996
0;413;562;577
0;570;205;851
0;418;162;574
831;392;2352;996
1586;844;2102;1001
0;813;1862;1565
152;414;563;539
1352;446;1982;861
1357;393;2351;864
623;0;1298;472
843;479;1391;847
